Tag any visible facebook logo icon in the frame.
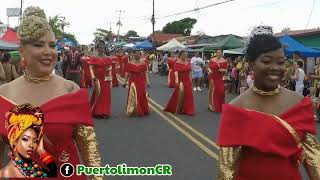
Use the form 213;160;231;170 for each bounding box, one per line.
60;163;74;177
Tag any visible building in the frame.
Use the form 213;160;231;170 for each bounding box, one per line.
148;33;183;46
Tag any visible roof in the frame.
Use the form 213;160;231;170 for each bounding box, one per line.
275;28;320;37
156;38;186;51
0;40;19;50
0;28;19;44
149;33;183;43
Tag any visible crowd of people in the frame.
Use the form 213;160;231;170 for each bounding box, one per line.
0;6;319;179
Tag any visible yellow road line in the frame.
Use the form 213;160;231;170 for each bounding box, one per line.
118;75;219;156
118;75;219;149
148;98;220;150
149;103;218;160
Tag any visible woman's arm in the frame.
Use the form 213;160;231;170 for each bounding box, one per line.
146;71;150;87
292;69;299;80
218;147;242;180
0;63;5;81
12;65;19;79
302;133;320;180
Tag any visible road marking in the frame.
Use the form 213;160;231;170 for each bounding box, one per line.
148;102;218;160
148;98;219;150
117;75;219;160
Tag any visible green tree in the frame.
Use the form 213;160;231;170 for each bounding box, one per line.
162;18;197;36
93;28;114;43
281;27;291;33
48;15;78;43
125;30;139;37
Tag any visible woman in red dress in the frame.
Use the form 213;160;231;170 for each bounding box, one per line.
217;26;319;180
208;49;228;112
111;56;119;87
88;42;113;118
167;51;178;88
0;7;101;180
123;50;149;116
164;51;194;116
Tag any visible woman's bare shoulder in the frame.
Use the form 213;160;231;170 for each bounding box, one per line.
228;90;252;108
61;77;80;93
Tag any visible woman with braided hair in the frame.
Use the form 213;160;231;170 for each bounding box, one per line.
0;7;102;180
217;26;319;180
0;104;57;178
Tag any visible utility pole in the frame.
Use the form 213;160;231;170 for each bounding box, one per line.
116;10;124;42
151;0;155;44
19;0;23;23
107;21;114;32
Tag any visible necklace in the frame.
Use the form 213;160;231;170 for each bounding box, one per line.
252;85;281;96
10;155;47;178
23;71;54;83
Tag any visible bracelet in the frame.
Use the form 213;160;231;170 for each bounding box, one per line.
42;155;53;163
44;158;54;165
40;152;49;159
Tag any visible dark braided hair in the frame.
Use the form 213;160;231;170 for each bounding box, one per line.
245;34;282;63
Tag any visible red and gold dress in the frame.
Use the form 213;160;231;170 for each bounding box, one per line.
80;56;92;88
88;57;113;117
164;62;194;116
217;97;320;180
111;56;119;87
167;57;177;88
0;89;101;180
125;62;149;116
208;60;227;112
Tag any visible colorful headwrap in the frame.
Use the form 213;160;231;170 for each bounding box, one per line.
4;104;44;148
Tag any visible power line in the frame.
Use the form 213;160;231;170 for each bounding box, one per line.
116;10;125;41
305;0;316;30
157;0;236;19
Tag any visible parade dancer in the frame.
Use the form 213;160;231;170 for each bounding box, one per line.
123;50;149;116
208;50;228;112
88;42;113;118
64;46;82;86
164;51;194;116
0;7;102;180
0;104;57;178
217;26;320;180
121;51;129;78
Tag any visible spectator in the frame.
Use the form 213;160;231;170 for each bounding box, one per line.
191;52;204;91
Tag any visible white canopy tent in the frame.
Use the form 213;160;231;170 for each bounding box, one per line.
157;38;186;51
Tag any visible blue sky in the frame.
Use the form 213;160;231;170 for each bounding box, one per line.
1;0;319;44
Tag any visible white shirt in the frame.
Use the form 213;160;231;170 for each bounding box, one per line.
191;57;203;72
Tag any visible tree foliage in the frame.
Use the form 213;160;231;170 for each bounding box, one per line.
125;30;139;37
93;28;114;43
281;27;291;33
48;15;78;43
162;18;197;36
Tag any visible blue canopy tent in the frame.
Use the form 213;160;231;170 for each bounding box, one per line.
279;35;320;57
134;40;153;50
56;38;79;49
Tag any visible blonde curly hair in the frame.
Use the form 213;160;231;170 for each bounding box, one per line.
17;6;52;44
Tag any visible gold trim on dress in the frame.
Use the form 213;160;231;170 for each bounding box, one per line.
302;133;320;180
245;109;304;163
208;79;215;111
90;78;101;112
73;125;103;180
175;82;184;113
218;147;242;180
126;83;138;116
